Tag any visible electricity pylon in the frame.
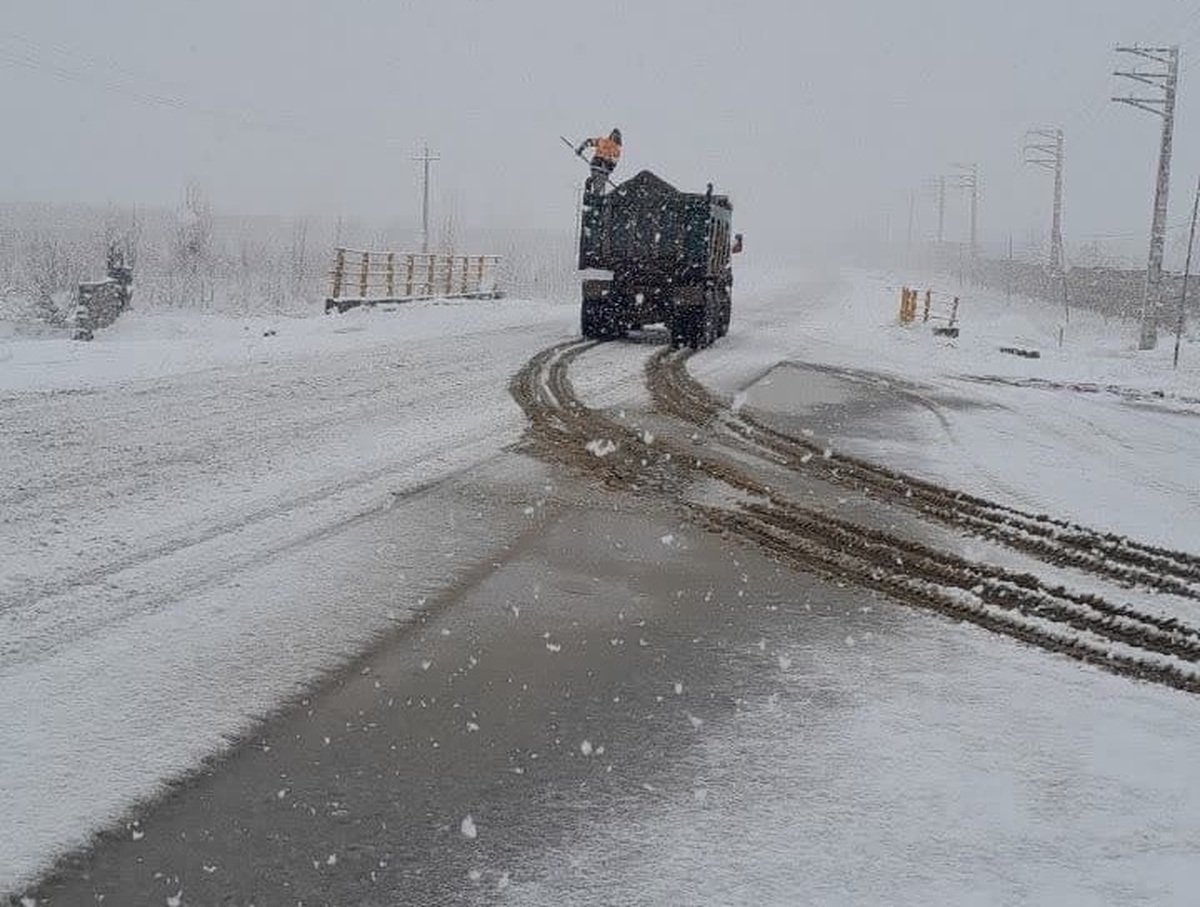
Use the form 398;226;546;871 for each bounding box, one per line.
1113;44;1179;350
1023;128;1065;274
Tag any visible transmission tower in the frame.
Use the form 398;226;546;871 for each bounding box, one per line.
413;144;441;254
947;163;979;256
919;177;946;245
1113;44;1179;350
1023;128;1065;274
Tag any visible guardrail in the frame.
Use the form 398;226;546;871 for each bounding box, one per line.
325;248;502;313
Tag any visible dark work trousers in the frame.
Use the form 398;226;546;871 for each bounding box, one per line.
587;157;617;195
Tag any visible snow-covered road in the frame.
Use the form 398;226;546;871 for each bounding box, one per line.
1;299;579;891
4;266;1200;897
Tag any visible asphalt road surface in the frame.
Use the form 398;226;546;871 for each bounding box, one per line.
27;338;1200;906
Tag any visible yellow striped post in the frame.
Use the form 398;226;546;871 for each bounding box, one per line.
332;248;346;298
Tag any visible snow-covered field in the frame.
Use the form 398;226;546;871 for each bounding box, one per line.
3;266;1200;896
693;266;1200;550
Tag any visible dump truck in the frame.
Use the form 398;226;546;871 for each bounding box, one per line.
577;169;737;349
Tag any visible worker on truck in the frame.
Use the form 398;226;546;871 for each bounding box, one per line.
576;128;622;195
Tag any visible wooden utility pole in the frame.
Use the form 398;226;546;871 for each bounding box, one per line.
413;145;441;254
937;175;946;245
1006;234;1013;302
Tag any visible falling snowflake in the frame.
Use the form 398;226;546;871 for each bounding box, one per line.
778;654;793;670
688;713;704;729
326;853;338;866
461;814;478;839
580;739;594;756
673;682;683;695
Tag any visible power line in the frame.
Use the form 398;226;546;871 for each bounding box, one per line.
1076;220;1191;241
0;31;410;149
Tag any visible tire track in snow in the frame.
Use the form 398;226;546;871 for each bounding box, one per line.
647;349;1200;600
510;339;1200;694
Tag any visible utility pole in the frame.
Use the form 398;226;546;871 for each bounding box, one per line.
937;175;946;245
1113;44;1179;350
1175;175;1200;369
906;191;915;252
1006;234;1013;303
1023;127;1065;274
413;144;441;254
948;163;979;257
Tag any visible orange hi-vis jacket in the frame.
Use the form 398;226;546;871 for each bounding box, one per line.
589;136;622;164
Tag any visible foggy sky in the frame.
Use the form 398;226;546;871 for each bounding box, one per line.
4;0;1200;262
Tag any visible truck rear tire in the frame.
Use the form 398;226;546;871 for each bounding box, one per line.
670;306;708;350
581;280;622;340
716;287;731;337
669;308;691;349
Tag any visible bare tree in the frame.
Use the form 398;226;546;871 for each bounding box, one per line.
173;184;215;308
23;230;87;324
290;218;309;298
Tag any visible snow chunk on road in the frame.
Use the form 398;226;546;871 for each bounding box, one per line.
585;439;618;457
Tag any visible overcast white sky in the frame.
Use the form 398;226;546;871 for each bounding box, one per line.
4;0;1200;259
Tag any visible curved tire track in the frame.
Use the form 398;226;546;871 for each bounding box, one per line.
510;339;1200;695
646;349;1200;600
